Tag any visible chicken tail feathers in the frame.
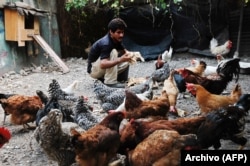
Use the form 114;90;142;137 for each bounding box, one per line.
210;38;218;50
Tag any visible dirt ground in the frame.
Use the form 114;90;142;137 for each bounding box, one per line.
0;53;250;166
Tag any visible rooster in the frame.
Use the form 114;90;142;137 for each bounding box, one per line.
73;96;98;130
0;127;11;148
186;83;242;114
197;94;250;150
128;130;200;166
34;109;79;166
210;38;232;56
177;58;240;95
0;94;43;129
70;111;125;166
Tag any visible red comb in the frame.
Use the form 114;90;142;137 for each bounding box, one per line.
0;127;11;140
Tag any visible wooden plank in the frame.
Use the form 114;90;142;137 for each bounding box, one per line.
4;8;18;41
31;34;70;73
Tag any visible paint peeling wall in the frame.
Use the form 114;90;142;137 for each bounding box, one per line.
0;0;61;76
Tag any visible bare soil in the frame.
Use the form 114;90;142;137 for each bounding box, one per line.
0;53;249;166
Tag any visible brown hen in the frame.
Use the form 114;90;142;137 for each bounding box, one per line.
70;111;125;166
186;83;242;114
0;94;43;129
119;116;205;153
124;90;170;119
162;70;179;113
128;130;200;166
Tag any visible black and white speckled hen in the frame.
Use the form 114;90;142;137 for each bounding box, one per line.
197;94;250;150
36;95;75;126
151;62;170;84
45;79;81;123
73;96;98;130
48;79;78;101
34;109;79;166
93;78;153;111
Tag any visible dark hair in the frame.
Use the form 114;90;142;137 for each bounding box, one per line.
108;18;127;32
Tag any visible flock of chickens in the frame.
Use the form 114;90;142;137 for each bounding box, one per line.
0;38;250;166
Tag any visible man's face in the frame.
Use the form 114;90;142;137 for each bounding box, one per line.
110;29;124;43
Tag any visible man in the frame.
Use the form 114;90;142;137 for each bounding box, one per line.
87;18;132;88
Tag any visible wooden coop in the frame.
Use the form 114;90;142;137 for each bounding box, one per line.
3;2;70;73
4;5;41;46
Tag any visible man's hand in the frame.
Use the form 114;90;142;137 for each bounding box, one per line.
119;52;133;62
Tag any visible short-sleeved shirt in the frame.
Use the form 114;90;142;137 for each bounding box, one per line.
87;33;125;73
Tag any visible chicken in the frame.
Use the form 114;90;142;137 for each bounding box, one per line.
36;90;49;105
119;116;205;153
0;94;43;129
62;80;81;95
186;83;242;114
154;46;173;69
73;96;98;130
162;46;173;61
70;111;125;166
177;60;207;76
0;127;11;148
0;93;17;124
36;96;60;126
115;82;153;112
127;77;148;87
128;130;200;166
162;70;179;113
48;79;78;101
155;54;164;70
128;51;145;64
34;109;80;166
197;94;250;150
177;57;240;95
190;56;223;76
93;78;152;111
210;38;232;56
151;62;170;87
124;90;170;119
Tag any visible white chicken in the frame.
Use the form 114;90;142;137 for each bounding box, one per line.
209;38;232;56
162;46;173;62
154;46;173;69
62;80;81;95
